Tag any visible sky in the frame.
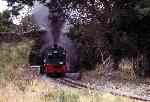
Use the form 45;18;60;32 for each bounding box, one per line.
12;6;32;25
0;0;8;12
0;0;73;25
0;0;31;25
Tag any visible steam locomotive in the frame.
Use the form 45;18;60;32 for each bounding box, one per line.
40;44;67;76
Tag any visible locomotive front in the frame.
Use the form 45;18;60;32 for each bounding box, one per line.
40;44;67;76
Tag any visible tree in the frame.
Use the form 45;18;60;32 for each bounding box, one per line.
108;0;150;76
4;0;150;75
0;10;15;32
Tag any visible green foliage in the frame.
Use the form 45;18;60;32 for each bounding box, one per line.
0;10;15;32
0;40;33;79
69;23;109;69
112;0;150;52
4;0;150;74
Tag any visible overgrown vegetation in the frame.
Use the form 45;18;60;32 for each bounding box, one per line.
0;39;33;80
0;10;16;32
0;40;142;102
0;0;149;101
2;0;150;76
0;80;142;102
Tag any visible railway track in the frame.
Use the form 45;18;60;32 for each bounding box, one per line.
55;78;94;89
30;66;150;101
54;77;150;102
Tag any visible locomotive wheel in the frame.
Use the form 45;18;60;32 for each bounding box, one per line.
40;65;45;74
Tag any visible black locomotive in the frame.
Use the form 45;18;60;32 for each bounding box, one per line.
40;44;67;76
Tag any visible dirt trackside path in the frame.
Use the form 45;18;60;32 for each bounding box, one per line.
81;68;150;101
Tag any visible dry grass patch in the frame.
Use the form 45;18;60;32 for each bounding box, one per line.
0;79;143;102
0;40;34;80
84;58;138;81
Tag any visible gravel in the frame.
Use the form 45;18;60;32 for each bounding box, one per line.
81;70;150;101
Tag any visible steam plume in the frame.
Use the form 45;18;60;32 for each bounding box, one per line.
32;1;80;72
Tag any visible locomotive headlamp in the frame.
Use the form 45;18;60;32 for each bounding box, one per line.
54;50;58;53
59;61;64;64
63;52;65;55
48;53;52;55
44;58;46;63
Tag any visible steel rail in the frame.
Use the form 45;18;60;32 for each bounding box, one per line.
55;78;150;102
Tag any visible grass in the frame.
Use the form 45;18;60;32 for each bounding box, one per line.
0;40;144;102
0;39;33;80
0;79;143;102
90;58;138;81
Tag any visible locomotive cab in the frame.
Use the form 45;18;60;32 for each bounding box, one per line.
40;45;66;76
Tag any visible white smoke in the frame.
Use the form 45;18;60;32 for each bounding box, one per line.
31;1;80;72
32;1;50;30
32;1;53;52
